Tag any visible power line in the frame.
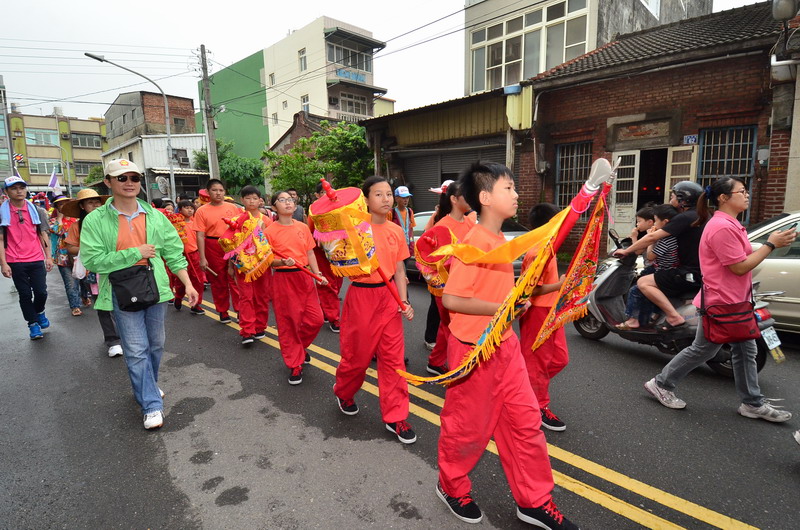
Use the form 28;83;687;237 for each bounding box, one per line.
0;37;190;51
0;44;192;57
0;54;193;64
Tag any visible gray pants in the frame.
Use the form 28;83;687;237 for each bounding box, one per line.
655;314;764;406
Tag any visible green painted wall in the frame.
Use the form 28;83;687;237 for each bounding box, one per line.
196;50;269;160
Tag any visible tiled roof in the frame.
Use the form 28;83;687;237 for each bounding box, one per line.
531;1;780;85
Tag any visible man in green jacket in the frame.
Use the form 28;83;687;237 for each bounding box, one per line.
81;159;199;430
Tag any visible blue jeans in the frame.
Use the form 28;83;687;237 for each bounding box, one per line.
9;261;48;324
57;265;81;309
625;284;656;324
655;313;764;406
112;297;166;414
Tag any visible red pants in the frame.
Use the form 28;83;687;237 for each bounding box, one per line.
428;296;451;367
314;247;342;324
205;238;239;314
236;268;271;337
173;250;204;307
335;283;409;423
438;333;554;508
272;270;323;368
519;306;569;409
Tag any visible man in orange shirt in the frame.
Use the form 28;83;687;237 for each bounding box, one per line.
195;179;241;323
437;162;577;529
173;200;205;315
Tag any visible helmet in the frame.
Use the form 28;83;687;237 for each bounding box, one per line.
671;181;703;208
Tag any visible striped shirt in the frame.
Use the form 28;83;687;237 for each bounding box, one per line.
653;235;679;271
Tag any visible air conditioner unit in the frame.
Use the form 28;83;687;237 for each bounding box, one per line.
328;97;339;105
61;133;70;140
101;136;107;141
17;161;26;167
179;157;190;165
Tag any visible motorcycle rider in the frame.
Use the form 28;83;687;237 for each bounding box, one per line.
613;181;704;331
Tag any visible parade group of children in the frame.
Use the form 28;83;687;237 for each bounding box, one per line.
165;165;578;529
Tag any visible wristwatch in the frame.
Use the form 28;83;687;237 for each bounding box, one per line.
764;241;776;251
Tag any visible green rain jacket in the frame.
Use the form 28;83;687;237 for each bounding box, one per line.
80;198;188;311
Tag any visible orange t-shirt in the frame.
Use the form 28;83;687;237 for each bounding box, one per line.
521;251;560;307
351;221;410;284
183;217;198;253
193;202;241;238
435;213;476;242
116;213;148;266
444;224;514;344
65;222;81;247
265;220;315;268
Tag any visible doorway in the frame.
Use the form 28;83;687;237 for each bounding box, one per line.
637;148;667;207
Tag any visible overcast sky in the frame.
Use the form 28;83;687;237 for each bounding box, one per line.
1;0;765;120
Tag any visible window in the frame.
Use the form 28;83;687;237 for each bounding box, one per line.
173;117;186;128
0;148;10;172
282;100;288;110
327;43;373;72
269;73;275;86
639;0;660;17
555;142;592;207
300;95;310;114
71;133;102;148
470;0;588;92
698;126;756;190
298;48;307;72
173;148;189;165
127;152;134;163
29;158;62;174
752;218;800;259
25;128;59;146
272;113;278;125
73;161;101;175
0;118;6;136
340;93;368;115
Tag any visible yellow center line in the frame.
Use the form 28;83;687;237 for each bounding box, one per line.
190;300;756;529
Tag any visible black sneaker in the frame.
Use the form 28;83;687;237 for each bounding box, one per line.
336;395;359;415
219;313;232;324
241;336;254;346
541;407;566;432
288;366;303;385
517;499;578;529
386;420;417;444
254;330;266;339
173;298;182;310
436;482;482;524
304;351;311;364
190;306;205;315
426;363;447;376
329;321;340;333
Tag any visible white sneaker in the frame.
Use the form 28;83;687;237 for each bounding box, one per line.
159;387;165;399
738;403;792;423
143;410;164;430
793;430;800;446
644;378;686;409
424;341;436;351
107;345;123;357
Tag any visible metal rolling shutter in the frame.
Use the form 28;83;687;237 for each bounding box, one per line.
403;155;440;212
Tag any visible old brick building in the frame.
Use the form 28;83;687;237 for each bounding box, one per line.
105;91;196;149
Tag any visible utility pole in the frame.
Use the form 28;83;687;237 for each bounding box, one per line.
200;44;220;181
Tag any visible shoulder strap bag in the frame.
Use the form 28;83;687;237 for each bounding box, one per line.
699;286;760;344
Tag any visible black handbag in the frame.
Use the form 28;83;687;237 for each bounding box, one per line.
108;260;159;312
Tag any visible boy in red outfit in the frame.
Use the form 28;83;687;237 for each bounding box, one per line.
437;162;578;529
173;200;205;315
266;190;325;385
228;186;273;346
194;179;241;323
308;182;343;332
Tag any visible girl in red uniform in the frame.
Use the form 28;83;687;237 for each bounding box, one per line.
424;181;475;376
333;176;416;444
266;191;325;385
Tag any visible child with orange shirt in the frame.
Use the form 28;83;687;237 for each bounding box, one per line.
172;200;205;315
228;186;273;346
437;162;577;529
333;176;416;444
266;190;325;385
519;203;569;432
424;180;475;376
194;179;241;323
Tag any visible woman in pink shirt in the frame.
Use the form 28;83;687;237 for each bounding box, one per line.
644;177;796;423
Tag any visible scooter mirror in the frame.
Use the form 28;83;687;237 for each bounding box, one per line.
608;228;620;239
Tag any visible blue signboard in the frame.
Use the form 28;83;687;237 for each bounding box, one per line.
336;69;366;83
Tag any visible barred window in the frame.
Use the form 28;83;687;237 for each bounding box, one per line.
555;141;592;207
698;126;756;190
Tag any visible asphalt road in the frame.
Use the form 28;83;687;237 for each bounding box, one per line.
1;272;799;529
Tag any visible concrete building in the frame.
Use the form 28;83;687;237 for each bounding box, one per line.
198;16;387;155
0;76;12;182
101;134;209;201
7;106;108;194
464;0;712;95
106;91;196;148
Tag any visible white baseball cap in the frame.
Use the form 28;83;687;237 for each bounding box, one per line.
394;185;412;197
3;175;28;188
105;159;143;177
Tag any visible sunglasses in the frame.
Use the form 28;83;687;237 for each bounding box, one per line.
114;174;141;183
16;209;24;224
